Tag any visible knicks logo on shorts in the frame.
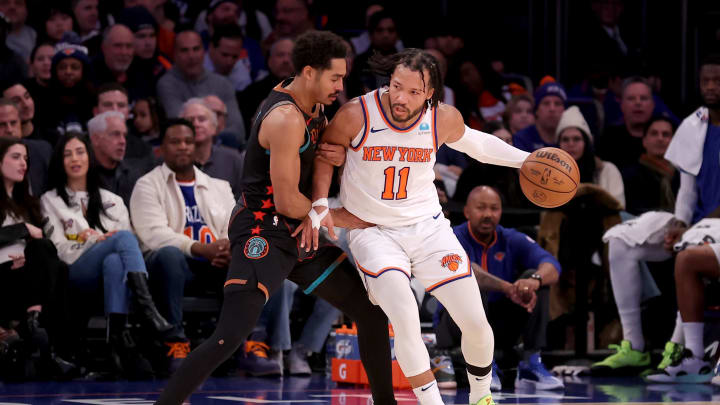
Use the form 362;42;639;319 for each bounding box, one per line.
244;236;269;259
440;254;463;271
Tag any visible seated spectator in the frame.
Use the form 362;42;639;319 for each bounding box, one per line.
596;76;655;170
24;43;54;123
156;29;246;145
37;5;73;45
513;81;566;152
434;186;563;391
261;0;314;54
0;137;77;377
503;94;535;135
346;10;399;98
237;37;294;136
44;43;95;135
132;96;163;148
452;56;506;129
203;95;228;134
2;80;56;145
116;6;173;101
194;0;273;43
453;121;528;209
0;11;27;85
591;56;720;377
621;117;679;216
129;119;235;372
350;4;404;56
0;0;35;63
89;25;135;92
557;106;625;208
205;24;253;92
136;0;176;58
0;98;50;196
87;111;146;206
41;133;172;378
71;0;104;56
180;98;243;198
93;82;154;164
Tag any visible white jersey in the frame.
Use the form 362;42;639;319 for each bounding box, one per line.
340;88;442;227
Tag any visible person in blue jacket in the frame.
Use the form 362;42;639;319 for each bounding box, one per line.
434;186;563;391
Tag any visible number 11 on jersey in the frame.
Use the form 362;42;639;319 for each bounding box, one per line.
381;166;410;200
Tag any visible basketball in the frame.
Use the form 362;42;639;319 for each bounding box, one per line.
519;147;580;208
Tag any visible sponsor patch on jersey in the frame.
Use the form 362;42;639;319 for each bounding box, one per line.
440;253;463;271
244;236;269;259
419;122;430;131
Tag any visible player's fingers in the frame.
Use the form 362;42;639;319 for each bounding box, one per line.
327;223;338;240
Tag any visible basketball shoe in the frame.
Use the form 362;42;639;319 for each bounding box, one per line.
644;348;713;383
640;341;683;377
515;353;564;390
591;340;650;376
430;353;456;389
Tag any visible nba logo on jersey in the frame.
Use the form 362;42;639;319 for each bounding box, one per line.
440;253;462;271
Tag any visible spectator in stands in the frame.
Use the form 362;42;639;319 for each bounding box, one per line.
425;48;454;106
3;81;37;140
427;23;465;69
621;117;678;216
0;98;50;196
136;0;175;59
593;55;720;379
179;98;243;198
0;0;35;62
0;136;77;377
132;96;163;148
557;106;625;207
434;186;563;391
45;43;95;135
237;37;294;136
347;10;399;98
0;11;27;84
87;111;145;206
513;81;566;152
205;24;252;92
195;0;272;43
90;25;135;89
41;132;172;378
115;6;172;101
350;4;404;56
25;43;54;105
261;0;313;54
452;56;506;130
504;94;535;135
156;29;246;145
129;119;235;372
72;0;103;56
38;5;73;45
93;82;154;164
596;76;655;170
453;121;528;209
203;95;227;133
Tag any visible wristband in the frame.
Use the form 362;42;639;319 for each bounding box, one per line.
312;198;329;208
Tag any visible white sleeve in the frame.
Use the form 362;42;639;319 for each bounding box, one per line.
446;125;530;168
674;171;697;225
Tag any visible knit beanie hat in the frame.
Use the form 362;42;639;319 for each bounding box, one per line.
555;106;593;142
52;43;90;66
115;6;157;33
534;80;567;108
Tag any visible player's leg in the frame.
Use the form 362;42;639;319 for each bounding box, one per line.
405;217;493;405
345;227;443;405
291;248;397;405
645;245;719;383
155;215;297;405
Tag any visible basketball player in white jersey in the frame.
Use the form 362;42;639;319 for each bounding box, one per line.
293;49;532;405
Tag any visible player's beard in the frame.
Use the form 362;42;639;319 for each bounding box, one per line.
389;101;425;124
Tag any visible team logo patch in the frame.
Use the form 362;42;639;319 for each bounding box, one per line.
440;253;463;271
495;252;505;261
419;122;430;131
244;236;269;259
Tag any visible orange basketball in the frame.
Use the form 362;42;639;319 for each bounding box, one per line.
519;147;580;208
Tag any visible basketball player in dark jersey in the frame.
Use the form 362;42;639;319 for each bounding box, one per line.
155;31;397;405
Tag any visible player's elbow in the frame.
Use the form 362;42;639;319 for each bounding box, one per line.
274;196;304;220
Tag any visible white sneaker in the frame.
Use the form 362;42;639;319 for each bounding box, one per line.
645;349;713;384
711;357;720;387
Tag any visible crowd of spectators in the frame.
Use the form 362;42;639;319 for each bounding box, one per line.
0;0;719;389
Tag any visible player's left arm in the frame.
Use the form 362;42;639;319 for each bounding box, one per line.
436;104;530;168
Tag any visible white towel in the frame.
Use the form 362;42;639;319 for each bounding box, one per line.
664;107;709;176
602;211;675;246
673;218;720;251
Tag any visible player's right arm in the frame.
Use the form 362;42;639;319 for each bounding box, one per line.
260;105;311;220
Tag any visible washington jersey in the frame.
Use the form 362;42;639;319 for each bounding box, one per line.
340;88;442;227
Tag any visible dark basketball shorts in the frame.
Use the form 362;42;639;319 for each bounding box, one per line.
224;204;348;301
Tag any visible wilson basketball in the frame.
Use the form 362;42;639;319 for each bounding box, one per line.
519;147;580;208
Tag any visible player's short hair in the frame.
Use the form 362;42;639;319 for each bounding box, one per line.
160;118;195;143
368;48;444;108
292;31;347;75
